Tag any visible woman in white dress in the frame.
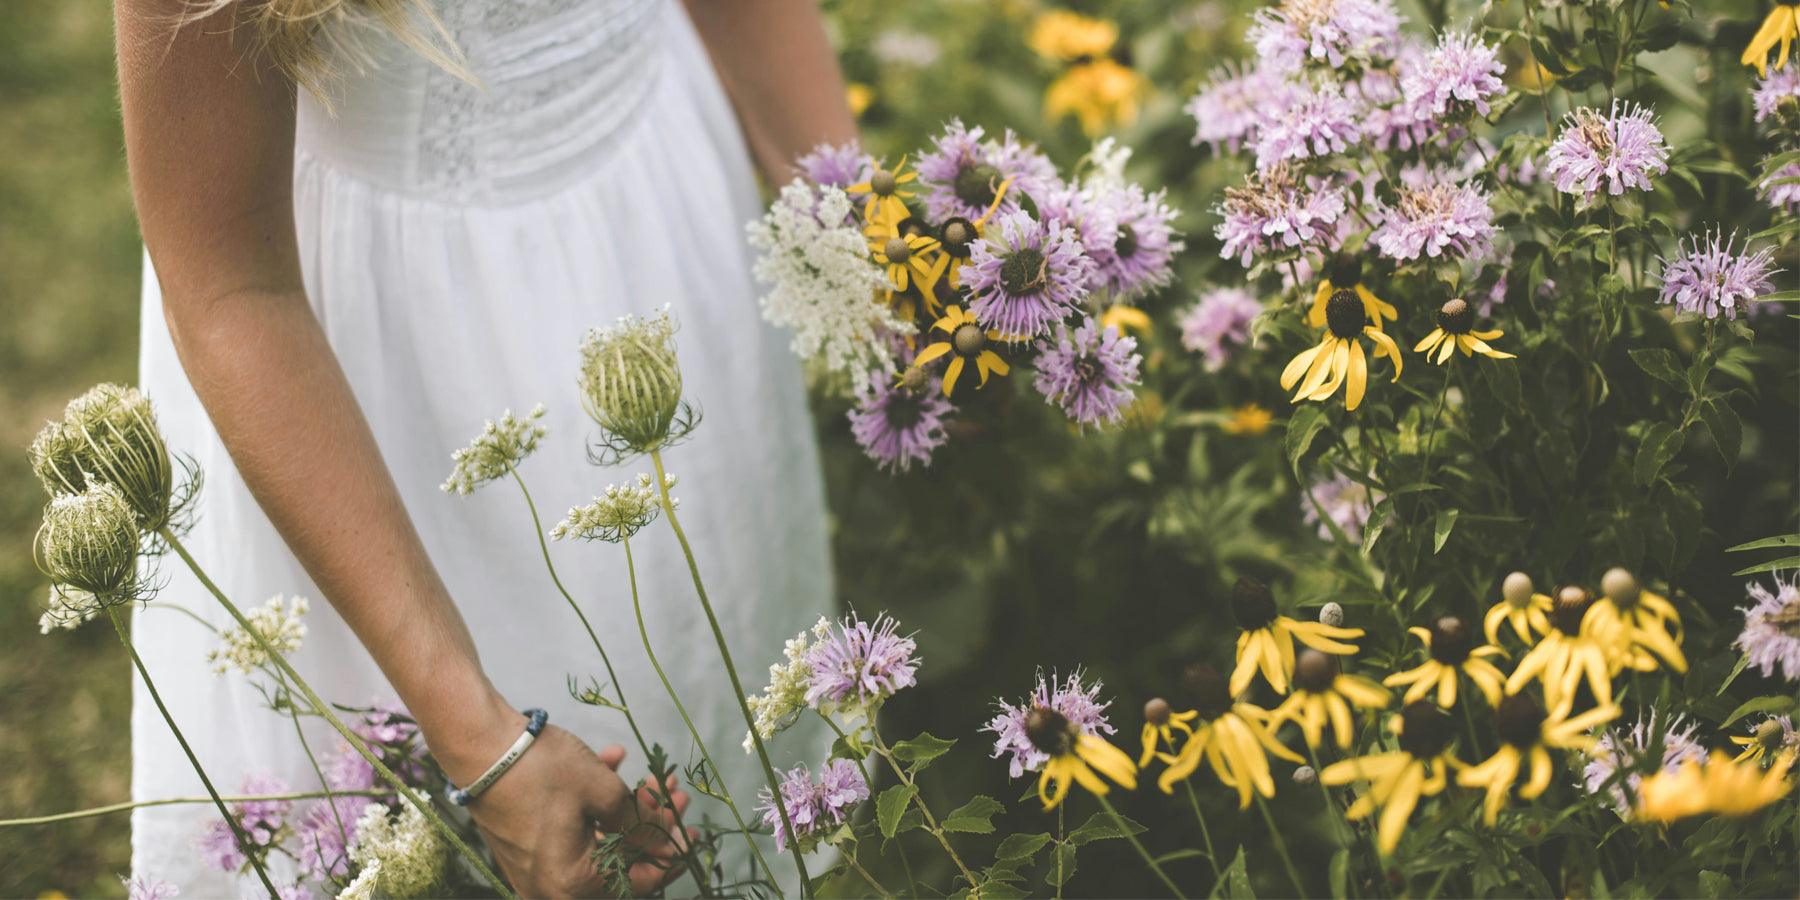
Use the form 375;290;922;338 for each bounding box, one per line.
116;0;853;894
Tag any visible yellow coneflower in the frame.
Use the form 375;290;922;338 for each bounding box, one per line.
1099;303;1152;337
1229;577;1365;696
1484;571;1553;646
1457;694;1620;824
1270;650;1392;750
938;180;1015;289
1138;697;1199;766
1319;702;1463;855
867;225;948;297
1383;616;1508;709
1636;750;1795;822
1281;288;1405;412
909;304;1010;398
1027;10;1119;61
1504;586;1619;717
1412;298;1515;364
1156;667;1304;808
1046;59;1146;136
1586;567;1686;676
847;157;918;229
1222;403;1273;436
1731;715;1798;764
1309;256;1397;331
1743;4;1800;76
1026;705;1138;810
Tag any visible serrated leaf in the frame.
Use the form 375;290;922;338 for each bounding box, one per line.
1066;811;1146;846
1698;396;1741;470
1286;405;1329;476
890;732;955;772
1433;507;1459;554
1722;695;1795;728
1046;843;1077;887
876;784;916;839
1697;870;1734;898
1222;846;1255;899
1725;533;1800;553
1628;348;1688;394
1731;555;1800;576
941;795;1003;833
994;832;1053;863
1633;422;1683;486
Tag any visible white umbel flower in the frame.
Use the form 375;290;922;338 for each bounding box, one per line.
743;616;833;752
551;472;674;543
345;792;447;898
441;405;547;495
747;180;905;391
209;595;309;675
39;584;100;634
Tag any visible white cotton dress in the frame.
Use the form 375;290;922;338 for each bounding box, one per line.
131;0;833;894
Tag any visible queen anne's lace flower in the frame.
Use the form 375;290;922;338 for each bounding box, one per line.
1249;0;1403;74
38;584;100;634
1215;164;1348;267
745;618;832;751
440;406;546;495
986;672;1115;779
1656;230;1780;320
1180;287;1263;370
1033;319;1143;427
1580;713;1706;817
209;595;309;675
1543;101;1669;201
551;473;669;543
747;182;904;386
347;793;447;898
1371;175;1496;261
1736;575;1800;680
847;373;952;473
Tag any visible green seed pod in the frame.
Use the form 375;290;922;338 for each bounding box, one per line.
36;483;141;603
578;309;689;455
29;384;183;533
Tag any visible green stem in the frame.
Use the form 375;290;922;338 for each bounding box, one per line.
1055;804;1066;900
843;850;891;898
1095;792;1187;899
818;710;919;896
621;536;778;894
1306;746;1361;900
1163;732;1219;883
1254;793;1306;896
0;790;386;827
282;677;352;877
869;731;980;889
506;467;712;895
108;608;281;899
158;528;512;897
648;449;812;895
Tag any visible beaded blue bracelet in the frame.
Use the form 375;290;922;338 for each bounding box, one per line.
445;708;549;807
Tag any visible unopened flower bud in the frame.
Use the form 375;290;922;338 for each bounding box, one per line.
1144;697;1172;726
1318;601;1345;627
578;308;689;454
1230;577;1277;630
1292;765;1317;785
30;384;181;532
1502;571;1535;608
1600;567;1640;607
36;483;140;602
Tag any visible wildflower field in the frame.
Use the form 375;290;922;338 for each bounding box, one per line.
5;0;1800;897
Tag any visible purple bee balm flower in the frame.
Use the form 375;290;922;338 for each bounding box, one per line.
1214;164;1348;268
916;120;1055;222
1187;63;1286;154
1254;82;1364;170
848;373;952;473
123;876;179;900
796;140;873;189
816;759;871;822
966;211;1093;337
1371;175;1496;261
1656;230;1781;320
1034;319;1142;427
196;772;293;872
1093;186;1184;299
1754;67;1800;123
1249;0;1403;74
804;612;920;708
1543;101;1669;201
1180;287;1263;370
758;760;868;852
1401;31;1505;122
294;795;367;881
986;672;1115;778
1761;159;1800;214
1581;713;1706;817
1035;182;1122;277
1303;471;1375;543
1736;575;1800;681
759;765;822;853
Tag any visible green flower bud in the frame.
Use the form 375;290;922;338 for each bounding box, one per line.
29;384;190;533
36;483;141;604
577;308;694;456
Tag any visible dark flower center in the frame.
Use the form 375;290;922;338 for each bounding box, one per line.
1231;577;1278;630
1294;650;1338;694
941;218;977;256
1397;701;1453;757
1115;223;1140;258
1182;665;1234;719
1325;289;1367;339
1026;706;1076;756
952;323;988;357
884;237;913;264
871;169;898;196
1494;694;1546;749
1551;586;1590;635
885;392;924;431
1144;697;1172;726
1427;616;1473;664
897;216;929;240
1437;298;1474;335
1000;248;1049;295
955;163;1003;209
1327;254;1362;288
1073;356;1101;385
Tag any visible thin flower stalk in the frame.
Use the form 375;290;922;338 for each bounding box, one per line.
868;730;981;889
1095;791;1188;899
1254;793;1306;896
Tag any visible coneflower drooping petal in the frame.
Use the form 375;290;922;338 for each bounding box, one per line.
986;672;1115;778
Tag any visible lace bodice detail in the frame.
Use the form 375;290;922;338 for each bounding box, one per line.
296;0;667;204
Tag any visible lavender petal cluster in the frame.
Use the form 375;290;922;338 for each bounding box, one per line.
1401;30;1505;122
1762;159;1800;214
758;759;869;852
1543;101;1669;201
1188;64;1287;154
1736;575;1800;681
795;140;873;189
986;672;1115;778
1180;287;1264;370
1034;319;1143;427
1303;471;1376;543
1248;0;1403;74
1656;230;1780;320
1371;175;1496;262
1580;714;1706;818
848;374;952;473
1754;67;1800;123
916;120;1057;222
803;612;920;713
1253;82;1364;170
965;211;1094;337
1214;165;1348;268
1093;186;1185;298
197;772;293;872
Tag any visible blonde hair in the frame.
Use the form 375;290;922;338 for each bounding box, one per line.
184;0;472;107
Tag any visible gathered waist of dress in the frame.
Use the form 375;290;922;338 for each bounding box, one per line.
295;0;666;205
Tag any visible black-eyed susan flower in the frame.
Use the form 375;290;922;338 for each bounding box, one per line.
1139;697;1199;765
1027;10;1119;62
1504;586;1619;717
1222;403;1273;436
1229;577;1365;696
1586;567;1687;676
1457;693;1620;825
1484;571;1553;646
909;304;1010;398
986;673;1139;811
1046;59;1147;137
1270;650;1392;750
867;225;948;297
1413;298;1514;364
1383;616;1508;709
847;157;918;229
1732;714;1799;765
1157;666;1304;807
1308;256;1397;331
1281;288;1405;411
1743;5;1800;76
1319;701;1462;855
1636;750;1795;822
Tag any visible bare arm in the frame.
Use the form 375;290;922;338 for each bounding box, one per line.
115;4;682;893
681;0;858;181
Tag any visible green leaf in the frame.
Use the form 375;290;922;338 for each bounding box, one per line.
1153;848;1209;865
1330;848;1350;900
1433;507;1460;555
941;795;1003;833
1717;655;1751;696
1628;348;1689;394
993;832;1053;863
1722;695;1795;728
1066;811;1146;846
876;784;917;839
1633;423;1683;487
1222;846;1255;899
890;732;955;772
1726;533;1800;553
1046;843;1077;888
1285;405;1329;476
1698;396;1741;470
1732;555;1800;576
1697;870;1734;899
1752;288;1800;303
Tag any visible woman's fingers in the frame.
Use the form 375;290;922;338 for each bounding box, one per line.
596;743;628;770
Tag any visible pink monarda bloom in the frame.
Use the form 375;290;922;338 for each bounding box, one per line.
1180;286;1263;370
1092;186;1184;299
1248;0;1403;74
1371;173;1496;262
1542;101;1669;201
1187;62;1287;154
1736;575;1800;681
758;759;869;852
848;373;952;474
986;671;1116;778
1253;81;1364;170
1761;158;1800;214
1303;470;1375;543
915;119;1057;222
803;611;920;709
1034;319;1143;427
1580;713;1707;818
795;139;873;189
1214;163;1348;268
1656;230;1781;320
965;210;1094;337
195;772;293;872
1035;183;1122;279
1753;67;1800;123
1401;30;1506;122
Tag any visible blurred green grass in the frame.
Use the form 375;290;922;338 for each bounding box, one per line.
0;1;142;895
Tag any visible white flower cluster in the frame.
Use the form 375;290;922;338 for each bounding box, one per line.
39;584;100;634
743;617;832;752
209;595;309;675
1081;137;1134;193
551;472;675;543
440;405;548;495
746;181;905;390
342;793;446;899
